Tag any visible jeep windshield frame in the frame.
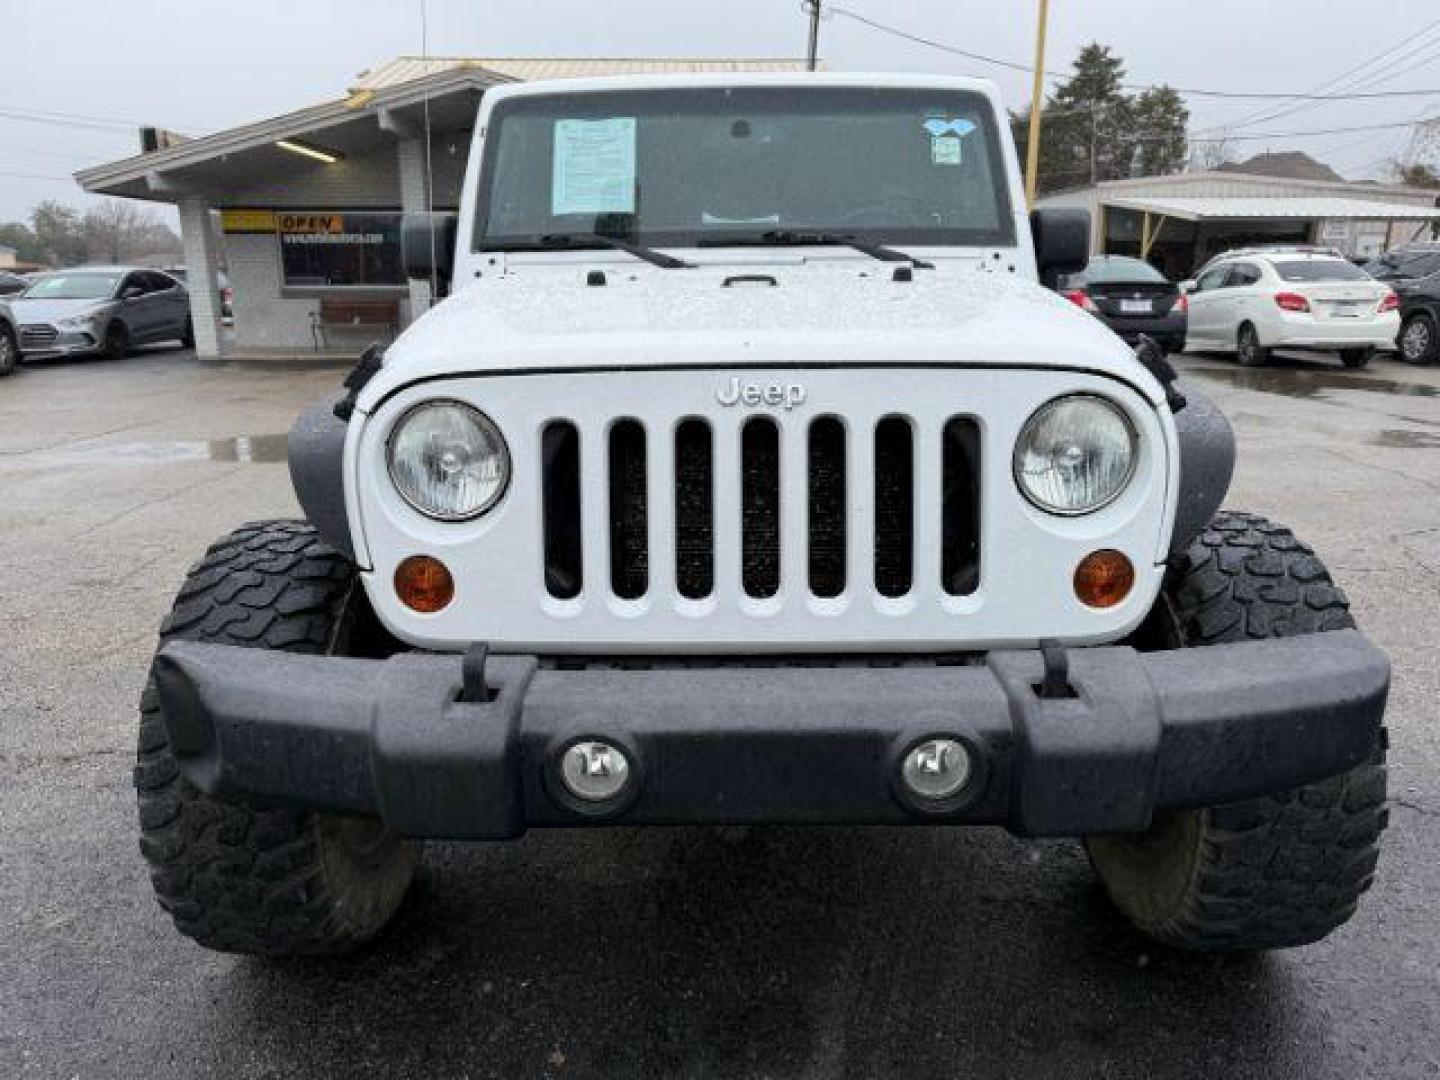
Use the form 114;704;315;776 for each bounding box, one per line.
473;86;1016;253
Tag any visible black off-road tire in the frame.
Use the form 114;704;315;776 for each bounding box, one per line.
1087;511;1387;952
1237;323;1268;368
1339;347;1373;369
135;520;418;955
0;324;16;376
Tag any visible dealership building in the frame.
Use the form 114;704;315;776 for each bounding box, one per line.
1037;171;1440;283
79;58;1440;358
76;57;813;359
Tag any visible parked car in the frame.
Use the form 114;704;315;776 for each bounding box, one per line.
138;73;1389;960
1183;247;1399;368
9;266;192;360
1364;243;1440;286
1394;265;1440;365
165;265;233;319
1058;255;1186;354
0;271;29;297
0;299;17;376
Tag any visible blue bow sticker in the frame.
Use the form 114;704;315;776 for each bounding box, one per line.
923;118;976;138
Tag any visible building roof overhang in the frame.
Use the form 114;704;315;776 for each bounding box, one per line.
1105;194;1440;222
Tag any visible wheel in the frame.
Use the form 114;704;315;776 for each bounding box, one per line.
1339;347;1372;369
0;324;16;376
135;520;418;955
1398;313;1437;365
1088;511;1387;952
180;316;195;349
102;320;129;360
1236;323;1268;367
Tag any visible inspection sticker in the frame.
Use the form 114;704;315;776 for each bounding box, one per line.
552;117;637;215
924;117;975;166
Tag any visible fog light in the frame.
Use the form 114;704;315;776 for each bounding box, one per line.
560;740;632;802
902;738;972;801
1074;549;1134;609
394;555;454;613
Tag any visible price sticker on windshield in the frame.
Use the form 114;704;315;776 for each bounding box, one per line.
552;117;637;215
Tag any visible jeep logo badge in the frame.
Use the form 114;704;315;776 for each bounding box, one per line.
716;376;807;410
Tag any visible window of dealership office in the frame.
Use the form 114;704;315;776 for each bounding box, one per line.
224;209;406;290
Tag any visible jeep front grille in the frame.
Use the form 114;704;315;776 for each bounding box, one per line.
541;413;981;604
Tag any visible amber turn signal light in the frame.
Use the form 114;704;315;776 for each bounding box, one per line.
1074;549;1134;609
395;555;454;613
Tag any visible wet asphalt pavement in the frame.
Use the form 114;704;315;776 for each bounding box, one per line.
2;346;1438;1079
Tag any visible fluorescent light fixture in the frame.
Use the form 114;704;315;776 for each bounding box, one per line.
275;138;342;164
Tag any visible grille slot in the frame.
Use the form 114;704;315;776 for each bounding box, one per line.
807;417;847;598
608;420;648;600
674;419;714;600
873;417;914;598
741;417;781;599
542;421;583;599
20;325;58;348
942;418;982;596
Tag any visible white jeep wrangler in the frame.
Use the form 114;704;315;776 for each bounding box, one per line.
137;74;1388;956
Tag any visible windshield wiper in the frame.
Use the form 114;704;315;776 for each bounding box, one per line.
489;233;693;269
697;230;933;269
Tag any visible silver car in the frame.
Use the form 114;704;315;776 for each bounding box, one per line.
12;266;193;360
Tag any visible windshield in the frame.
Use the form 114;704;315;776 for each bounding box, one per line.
1274;259;1367;283
22;273;120;300
1080;257;1168;285
1370;251;1440;279
476;87;1014;250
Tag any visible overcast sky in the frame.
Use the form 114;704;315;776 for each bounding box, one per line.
3;0;1438;223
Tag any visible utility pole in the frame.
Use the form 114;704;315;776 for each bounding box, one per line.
1023;0;1050;209
806;0;821;72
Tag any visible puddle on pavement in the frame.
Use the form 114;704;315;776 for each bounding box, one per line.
2;433;289;469
1185;364;1440;400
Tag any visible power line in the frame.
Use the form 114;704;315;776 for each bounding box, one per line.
1201;19;1440;133
826;5;1440;101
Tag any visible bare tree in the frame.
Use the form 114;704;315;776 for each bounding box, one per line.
80;199;181;264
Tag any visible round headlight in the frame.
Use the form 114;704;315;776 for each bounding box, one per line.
1014;395;1137;515
387;401;510;520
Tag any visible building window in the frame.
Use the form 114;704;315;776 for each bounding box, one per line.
278;212;405;288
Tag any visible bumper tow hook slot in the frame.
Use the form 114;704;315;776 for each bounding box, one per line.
461;643;496;703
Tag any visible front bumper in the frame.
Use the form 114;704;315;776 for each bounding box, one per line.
153;630;1388;839
19;327;99;358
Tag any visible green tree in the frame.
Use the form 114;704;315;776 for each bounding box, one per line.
1129;86;1189;177
1012;43;1189;195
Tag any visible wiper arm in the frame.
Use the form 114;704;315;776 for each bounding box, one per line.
534;233;694;269
697;229;933;269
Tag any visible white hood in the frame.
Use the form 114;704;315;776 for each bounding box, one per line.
358;262;1161;411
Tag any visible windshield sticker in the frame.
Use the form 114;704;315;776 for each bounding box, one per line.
923;117;975;167
552;117;637;215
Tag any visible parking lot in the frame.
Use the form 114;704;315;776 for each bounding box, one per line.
2;345;1439;1079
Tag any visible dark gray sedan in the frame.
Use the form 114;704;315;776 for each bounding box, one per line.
11;267;193;360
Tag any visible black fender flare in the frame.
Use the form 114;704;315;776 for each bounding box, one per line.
287;392;355;561
1168;380;1235;556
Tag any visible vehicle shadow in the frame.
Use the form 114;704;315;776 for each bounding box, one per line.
224;826;1304;1078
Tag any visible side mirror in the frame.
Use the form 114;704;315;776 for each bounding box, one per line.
1030;208;1090;290
402;212;458;292
1179;279;1197;295
120;285;145;300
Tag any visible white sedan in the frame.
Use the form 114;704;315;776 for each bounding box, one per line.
1183;250;1399;368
